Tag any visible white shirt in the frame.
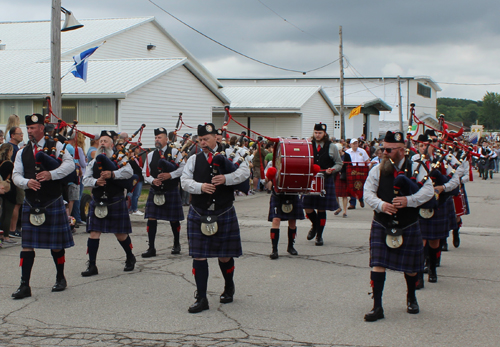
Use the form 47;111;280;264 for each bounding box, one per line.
364;157;434;214
346;147;370;166
181;146;250;195
142;145;185;185
13;138;74;190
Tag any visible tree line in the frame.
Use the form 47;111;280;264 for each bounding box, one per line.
437;92;500;130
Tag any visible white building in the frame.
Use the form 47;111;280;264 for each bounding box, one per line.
220;77;441;140
0;17;228;147
213;85;338;139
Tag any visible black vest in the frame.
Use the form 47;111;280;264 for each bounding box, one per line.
191;144;235;210
22;140;63;204
150;147;179;191
312;142;334;170
374;160;419;229
91;156;125;200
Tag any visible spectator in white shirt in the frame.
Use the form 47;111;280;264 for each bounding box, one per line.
345;138;370;209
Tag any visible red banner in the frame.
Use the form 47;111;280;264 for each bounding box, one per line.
346;163;369;199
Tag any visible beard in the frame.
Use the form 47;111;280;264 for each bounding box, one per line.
155;141;162;149
379;157;395;176
95;146;113;158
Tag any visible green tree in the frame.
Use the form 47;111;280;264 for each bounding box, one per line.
479;92;500;130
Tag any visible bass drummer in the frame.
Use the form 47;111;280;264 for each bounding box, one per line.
301;123;342;246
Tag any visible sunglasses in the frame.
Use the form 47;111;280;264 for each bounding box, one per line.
380;147;401;153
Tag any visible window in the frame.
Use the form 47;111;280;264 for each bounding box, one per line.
417;82;431;98
78;99;116;125
0;100;32;124
33;99;77;124
334;120;340;129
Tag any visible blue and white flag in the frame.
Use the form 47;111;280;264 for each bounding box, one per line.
67;43;103;82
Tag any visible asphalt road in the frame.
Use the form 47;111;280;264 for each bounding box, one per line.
1;174;499;347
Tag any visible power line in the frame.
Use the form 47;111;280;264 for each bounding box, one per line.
146;0;338;74
256;0;334;45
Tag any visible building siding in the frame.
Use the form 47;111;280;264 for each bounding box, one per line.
119;65;223;148
301;92;335;138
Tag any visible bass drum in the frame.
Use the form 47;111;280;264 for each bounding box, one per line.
272;138;315;195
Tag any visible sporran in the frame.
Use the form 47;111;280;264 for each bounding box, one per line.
200;215;218;236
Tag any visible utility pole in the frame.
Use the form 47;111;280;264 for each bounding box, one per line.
397;75;403;132
51;0;62;122
339;26;345;140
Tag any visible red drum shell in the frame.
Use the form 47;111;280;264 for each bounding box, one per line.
272;138;316;194
453;192;466;217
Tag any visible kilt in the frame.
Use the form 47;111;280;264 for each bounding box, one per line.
187;205;242;258
21;196;74;249
268;193;305;221
335;174;348;197
144;188;185;221
301;175;339;211
87;196;132;234
369;220;424;273
418;201;451;240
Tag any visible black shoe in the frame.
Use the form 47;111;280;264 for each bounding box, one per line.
12;283;31;299
141;248;156;258
287;245;298;255
171;244;181;255
347;205;355;210
124;255;136;272
315;237;324;246
428;268;437;283
270;250;279;259
81;262;99;277
364;307;384;322
188;296;209;313
220;285;235;303
407;298;420;314
360;201;365;208
441;242;448;252
52;277;67;292
453;229;460;248
306;227;316;240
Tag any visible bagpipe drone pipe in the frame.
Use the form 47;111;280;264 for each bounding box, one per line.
211;151;250;194
427;150;460;204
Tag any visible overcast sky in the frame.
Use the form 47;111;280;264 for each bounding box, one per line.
1;0;499;101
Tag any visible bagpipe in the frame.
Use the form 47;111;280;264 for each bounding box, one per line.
210;147;251;194
35;120;79;185
92;124;147;192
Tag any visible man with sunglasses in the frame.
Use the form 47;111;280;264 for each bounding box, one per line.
363;131;434;321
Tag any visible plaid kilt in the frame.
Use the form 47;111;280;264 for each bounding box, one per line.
144;188;185;221
301;175;339;211
370;220;424;273
418;201;451;240
21;196;74;249
187;205;242;258
87;196;132;234
268;193;305;221
335;174;348;197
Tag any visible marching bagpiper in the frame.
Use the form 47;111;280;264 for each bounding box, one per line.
142;127;185;257
180;123;250;313
81;131;136;277
11;115;75;298
363;131;434;321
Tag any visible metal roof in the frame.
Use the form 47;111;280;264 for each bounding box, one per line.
0;17;229;102
0;58;186;97
220;86;338;114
